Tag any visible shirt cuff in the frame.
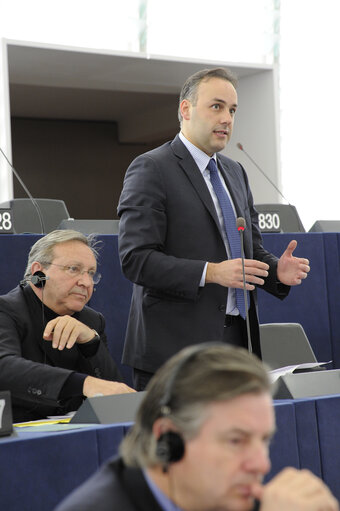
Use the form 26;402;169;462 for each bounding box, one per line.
199;262;208;287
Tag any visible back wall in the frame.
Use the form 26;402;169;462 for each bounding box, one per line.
11;117;171;219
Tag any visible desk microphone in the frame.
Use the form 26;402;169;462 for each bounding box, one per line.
0;146;45;233
236;142;291;205
236;216;252;353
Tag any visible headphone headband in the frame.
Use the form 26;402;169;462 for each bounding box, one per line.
159;342;215;415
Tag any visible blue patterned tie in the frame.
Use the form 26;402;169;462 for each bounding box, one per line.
207;158;247;319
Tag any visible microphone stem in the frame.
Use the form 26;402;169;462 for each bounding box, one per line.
240;145;290;206
240;229;252;353
0;146;45;234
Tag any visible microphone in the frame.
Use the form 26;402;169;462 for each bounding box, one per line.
236;142;291;205
236;216;252;353
0;146;45;233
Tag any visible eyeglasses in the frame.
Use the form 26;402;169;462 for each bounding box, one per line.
47;263;102;284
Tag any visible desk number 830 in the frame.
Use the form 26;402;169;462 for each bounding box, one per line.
0;212;13;231
258;212;280;231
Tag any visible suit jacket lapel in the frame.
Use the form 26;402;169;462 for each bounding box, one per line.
171;136;226;241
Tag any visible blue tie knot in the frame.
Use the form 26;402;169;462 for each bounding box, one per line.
207;158;218;174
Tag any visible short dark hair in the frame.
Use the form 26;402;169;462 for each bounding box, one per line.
178;67;238;124
120;343;271;467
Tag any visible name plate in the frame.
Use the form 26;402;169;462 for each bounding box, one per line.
0;391;13;437
0;208;14;234
70;391;147;424
258;210;281;233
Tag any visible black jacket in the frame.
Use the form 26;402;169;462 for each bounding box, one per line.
55;458;162;511
55;456;260;511
0;285;121;422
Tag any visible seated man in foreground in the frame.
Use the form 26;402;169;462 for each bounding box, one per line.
0;229;133;423
55;344;338;511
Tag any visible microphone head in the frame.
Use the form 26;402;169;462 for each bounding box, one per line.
236;217;246;231
236;142;243;151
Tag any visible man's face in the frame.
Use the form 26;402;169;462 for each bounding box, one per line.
173;392;274;511
181;77;238;156
33;240;97;315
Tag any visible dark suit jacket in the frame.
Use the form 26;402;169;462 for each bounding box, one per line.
55;458;163;511
55;456;260;511
0;285;121;422
118;135;289;373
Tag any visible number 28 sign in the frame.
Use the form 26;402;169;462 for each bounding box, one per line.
0;209;14;233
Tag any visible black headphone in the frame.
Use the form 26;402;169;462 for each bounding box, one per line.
20;270;49;289
156;431;185;469
155;343;214;470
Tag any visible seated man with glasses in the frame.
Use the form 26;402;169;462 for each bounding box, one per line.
0;229;134;423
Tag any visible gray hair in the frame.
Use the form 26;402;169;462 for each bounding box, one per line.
120;343;271;468
178;67;238;125
23;229;100;279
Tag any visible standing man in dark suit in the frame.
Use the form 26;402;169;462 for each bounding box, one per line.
118;67;310;390
0;229;134;423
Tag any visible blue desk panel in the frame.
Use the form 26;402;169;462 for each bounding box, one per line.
266;400;299;481
315;395;340;498
293;398;322;477
0;428;100;511
0;424;125;511
323;233;340;370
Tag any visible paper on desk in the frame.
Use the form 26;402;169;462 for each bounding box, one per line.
14;413;98;432
270;361;331;383
14;414;74;427
15;423;96;432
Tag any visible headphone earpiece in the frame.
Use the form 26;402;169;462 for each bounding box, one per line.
156;431;185;470
20;270;48;288
30;271;48;288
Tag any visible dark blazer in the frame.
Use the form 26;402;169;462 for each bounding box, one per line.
54;456;260;511
118;135;289;373
55;458;163;511
0;285;121;422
